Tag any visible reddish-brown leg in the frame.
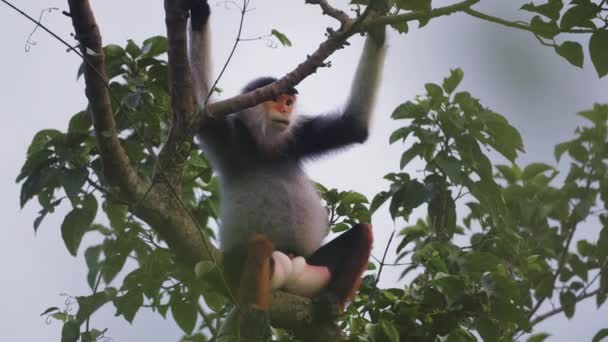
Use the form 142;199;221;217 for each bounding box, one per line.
238;234;274;310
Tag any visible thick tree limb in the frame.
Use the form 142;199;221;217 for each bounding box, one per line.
67;0;217;264
66;0;145;202
156;0;199;190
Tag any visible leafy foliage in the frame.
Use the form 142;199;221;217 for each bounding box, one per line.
20;4;608;341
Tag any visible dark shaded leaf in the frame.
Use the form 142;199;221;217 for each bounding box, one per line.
555;41;584;68
442;68;464;94
61;320;80;342
61;194;98;256
590;30;608;78
527;333;551;342
522;163;554;180
561;4;599;30
171;293;197;333
114;290;143;323
530;16;560;39
391;101;427;119
593;329;608;342
560;291;576;318
141;36;168;57
521;0;563;21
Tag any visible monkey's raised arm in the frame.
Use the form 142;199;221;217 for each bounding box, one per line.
288;28;387;158
189;0;213;106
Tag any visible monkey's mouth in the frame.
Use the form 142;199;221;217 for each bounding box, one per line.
272;119;290;126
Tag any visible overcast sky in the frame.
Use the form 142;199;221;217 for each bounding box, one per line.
1;0;607;341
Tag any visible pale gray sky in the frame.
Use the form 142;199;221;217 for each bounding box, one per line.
1;0;607;341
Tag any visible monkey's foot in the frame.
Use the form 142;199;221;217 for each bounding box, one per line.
312;291;341;322
270;251;330;297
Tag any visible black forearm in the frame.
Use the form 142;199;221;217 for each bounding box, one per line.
288;114;368;158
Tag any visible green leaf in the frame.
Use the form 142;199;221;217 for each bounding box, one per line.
389;126;413;144
527;333;551;342
559;291;576;318
555;41;584;68
76;291;113;322
390;21;409;34
522;163;554;180
27;129;63;156
554;141;571;162
171;294;197;333
568;141;588;162
41;306;60;316
202;291;225;312
569;254;588;281
68;111;92;135
60;168;88;203
590;30;608;78
425;82;444;100
400;143;424;169
61;194;98;256
442;68;464;94
61;320;80;342
380;320;400;342
396;0;431;12
496;164;520;183
125;39;142;59
332;222;350;233
103;201;128;230
391;101;427;119
194;260;216;279
597;226;608;260
464;252;501;273
141;36;168;57
103;44;128;79
114;290;143;323
433;154;463;184
521;0;563;21
560;4;599;30
477;316;500;342
271;29;292;47
593;328;608;342
370;191;391;214
530;16;559;39
578;105;608;125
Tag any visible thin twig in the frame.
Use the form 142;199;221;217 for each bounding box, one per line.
530;288;601;325
375;230;396;285
305;0;351;25
465;8;594;34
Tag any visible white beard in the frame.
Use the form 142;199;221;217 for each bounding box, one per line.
239;105;296;155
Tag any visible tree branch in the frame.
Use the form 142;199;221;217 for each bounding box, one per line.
305;0;351;25
531;288;601;325
369;0;480;26
66;0;146;202
201;0;480;124
157;0;198;190
464;8;594;34
67;0;218;265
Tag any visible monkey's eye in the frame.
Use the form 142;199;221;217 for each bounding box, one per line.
285;98;294;106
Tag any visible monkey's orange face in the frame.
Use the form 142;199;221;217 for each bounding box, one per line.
263;94;297;131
